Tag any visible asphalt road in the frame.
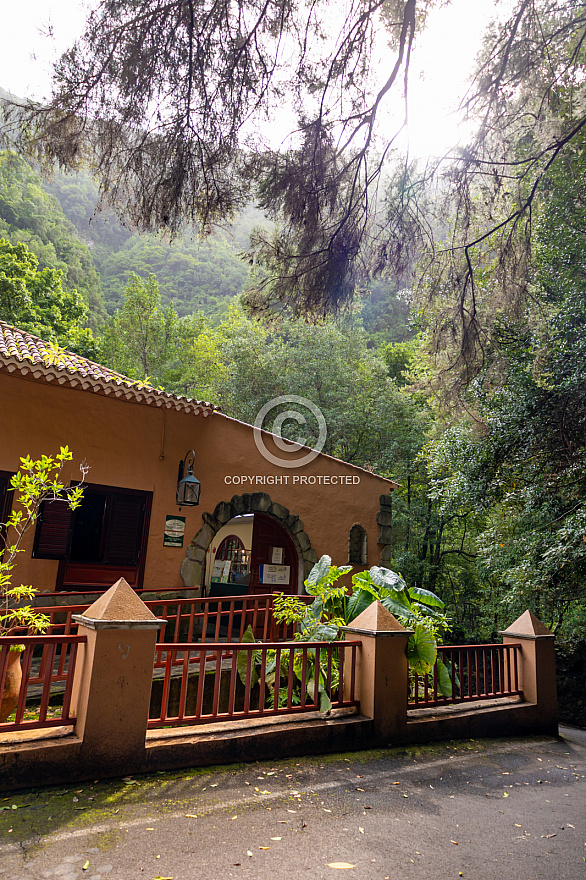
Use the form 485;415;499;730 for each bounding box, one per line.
0;726;584;880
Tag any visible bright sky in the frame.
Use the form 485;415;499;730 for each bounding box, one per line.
0;0;512;159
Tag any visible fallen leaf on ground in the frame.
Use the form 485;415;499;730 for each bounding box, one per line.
259;846;270;850
359;828;364;834
247;851;253;857
82;862;89;871
328;863;356;869
185;814;198;819
270;837;282;840
541;834;556;839
451;840;458;845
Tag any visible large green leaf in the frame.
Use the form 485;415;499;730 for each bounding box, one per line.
306;673;333;714
236;625;260;687
313;623;340;641
306;555;332;588
408;585;445;609
380;594;418;621
346;587;376;622
368;566;408;593
406;625;437;674
436;658;453;697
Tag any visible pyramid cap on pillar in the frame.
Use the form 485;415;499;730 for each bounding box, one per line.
72;578;165;630
501;609;553;638
342;600;410;636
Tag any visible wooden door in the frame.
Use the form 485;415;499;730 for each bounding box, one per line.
249;513;298;596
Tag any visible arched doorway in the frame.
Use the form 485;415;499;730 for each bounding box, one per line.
181;492;316;594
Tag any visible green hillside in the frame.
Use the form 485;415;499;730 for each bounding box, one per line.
0;142;413;339
44;170;256;318
0;152;106;328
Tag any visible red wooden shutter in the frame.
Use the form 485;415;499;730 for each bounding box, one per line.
103;493;146;566
33;500;73;559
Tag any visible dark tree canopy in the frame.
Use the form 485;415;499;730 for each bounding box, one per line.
2;0;586;333
2;0;428;317
415;0;586;393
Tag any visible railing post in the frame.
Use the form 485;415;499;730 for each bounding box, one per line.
501;610;558;735
70;578;165;776
341;601;412;745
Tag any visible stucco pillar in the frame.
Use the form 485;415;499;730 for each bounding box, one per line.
341;601;411;745
501;610;558;736
71;578;165;773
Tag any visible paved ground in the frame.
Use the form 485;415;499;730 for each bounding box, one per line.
0;726;584;880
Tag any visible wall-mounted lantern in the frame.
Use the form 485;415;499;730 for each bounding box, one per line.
176;449;201;509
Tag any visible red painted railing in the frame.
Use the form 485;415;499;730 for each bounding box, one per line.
148;640;361;728
26;594;308;648
409;643;522;709
150;594;301;647
0;635;86;732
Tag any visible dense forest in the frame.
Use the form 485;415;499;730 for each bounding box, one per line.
0;0;585;723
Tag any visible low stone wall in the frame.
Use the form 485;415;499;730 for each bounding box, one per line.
0;582;559;792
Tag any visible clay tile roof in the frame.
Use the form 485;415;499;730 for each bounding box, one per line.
0;322;218;416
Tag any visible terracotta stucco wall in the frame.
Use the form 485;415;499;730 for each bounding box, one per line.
0;372;394;592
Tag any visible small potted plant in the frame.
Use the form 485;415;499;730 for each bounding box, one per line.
0;447;86;722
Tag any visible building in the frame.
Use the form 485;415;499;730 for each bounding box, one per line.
0;322;397;597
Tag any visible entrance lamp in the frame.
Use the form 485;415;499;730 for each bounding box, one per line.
176;449;201;508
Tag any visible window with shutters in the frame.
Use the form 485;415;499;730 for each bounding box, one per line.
33;484;152;588
33;499;74;560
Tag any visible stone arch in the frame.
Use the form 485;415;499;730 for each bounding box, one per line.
180;492;318;592
348;523;368;565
